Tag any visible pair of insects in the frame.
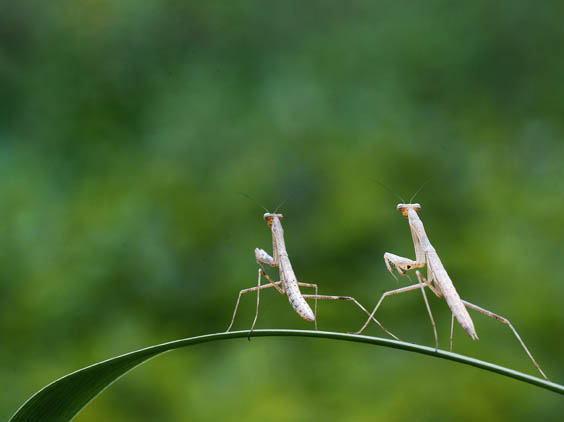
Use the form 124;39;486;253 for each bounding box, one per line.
226;202;548;381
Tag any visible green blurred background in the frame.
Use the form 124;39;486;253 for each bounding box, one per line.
2;1;564;420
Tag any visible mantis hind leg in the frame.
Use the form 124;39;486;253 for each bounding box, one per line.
300;294;399;340
462;300;549;381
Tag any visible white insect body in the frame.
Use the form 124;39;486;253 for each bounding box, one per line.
402;203;477;339
357;202;548;381
261;214;315;321
227;212;397;339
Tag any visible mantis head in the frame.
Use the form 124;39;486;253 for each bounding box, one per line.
263;213;283;227
396;203;421;218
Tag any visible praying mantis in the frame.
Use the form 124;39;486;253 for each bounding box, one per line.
226;211;398;340
355;201;549;380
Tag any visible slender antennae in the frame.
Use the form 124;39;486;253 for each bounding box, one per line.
409;177;433;203
273;195;291;213
374;179;405;203
237;192;269;213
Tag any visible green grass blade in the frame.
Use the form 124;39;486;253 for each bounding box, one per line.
10;329;564;421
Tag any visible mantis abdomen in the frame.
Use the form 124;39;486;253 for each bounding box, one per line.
280;255;315;322
427;251;478;340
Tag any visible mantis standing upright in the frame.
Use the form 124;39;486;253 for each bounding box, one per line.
355;201;549;381
227;211;398;340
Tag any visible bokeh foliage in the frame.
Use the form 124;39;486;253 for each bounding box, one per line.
1;1;564;420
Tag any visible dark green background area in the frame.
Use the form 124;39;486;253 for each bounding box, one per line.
2;1;564;420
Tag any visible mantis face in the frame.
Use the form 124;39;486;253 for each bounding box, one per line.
396;203;421;218
263;213;283;227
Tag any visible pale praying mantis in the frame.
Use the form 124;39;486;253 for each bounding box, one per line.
226;207;398;340
355;197;549;381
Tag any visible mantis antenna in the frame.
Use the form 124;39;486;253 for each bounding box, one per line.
374;179;406;203
237;192;269;213
409;177;434;203
273;195;292;213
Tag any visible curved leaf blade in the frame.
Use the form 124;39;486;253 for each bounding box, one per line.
10;330;564;421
